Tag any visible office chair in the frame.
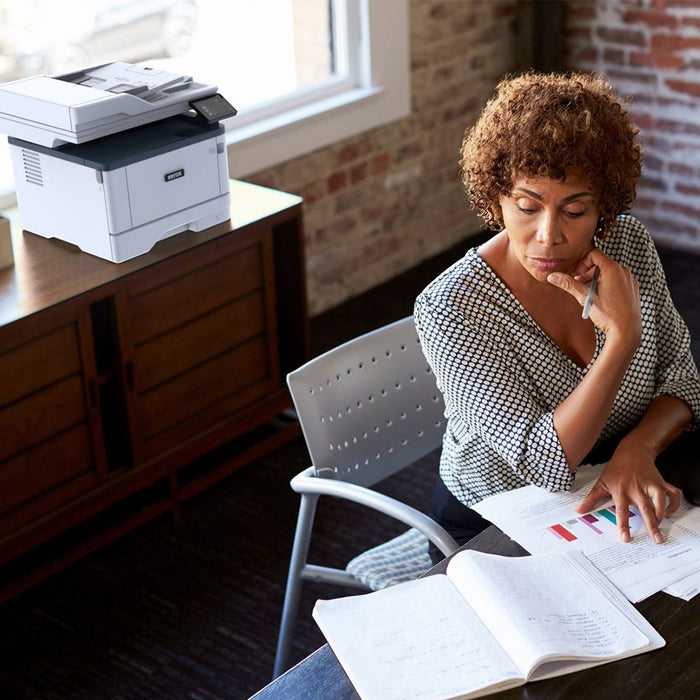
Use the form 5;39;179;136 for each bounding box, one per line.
273;316;459;677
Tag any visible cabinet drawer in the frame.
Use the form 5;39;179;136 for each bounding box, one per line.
0;322;88;463
123;228;281;459
133;292;265;391
139;335;270;439
0;320;99;529
0;325;82;407
0;376;87;462
0;426;96;536
128;243;263;344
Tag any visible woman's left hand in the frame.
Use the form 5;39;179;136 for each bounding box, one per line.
574;443;681;544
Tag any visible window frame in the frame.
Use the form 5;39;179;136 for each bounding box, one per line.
225;0;410;178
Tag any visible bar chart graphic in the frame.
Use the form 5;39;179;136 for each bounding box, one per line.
547;506;638;544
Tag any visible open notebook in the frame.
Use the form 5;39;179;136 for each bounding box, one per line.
313;550;664;700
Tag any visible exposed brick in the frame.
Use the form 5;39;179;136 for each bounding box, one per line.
655;96;698;109
642;154;665;172
629;111;656;130
571;46;599;63
630;51;686;70
297;181;326;206
451;12;480;34
394;141;425;164
597;27;647;47
651;33;700;52
623;9;678;29
360;201;388;223
664;78;700;99
336;137;372;164
350;163;368;185
429;2;452;20
681;16;700;30
632;195;656;211
660;199;700;219
371;152;391;176
432;64;456;83
669;162;696;177
677;182;700;197
568;2;597;20
470;54;485;70
360;234;402;262
603;48;626;64
472;24;502;47
441;96;479;124
640;175;669;192
606;68;658;84
327;171;347;194
657;118;700;136
636;213;700;242
565;26;593;41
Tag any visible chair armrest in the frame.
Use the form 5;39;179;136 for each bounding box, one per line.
290;467;459;557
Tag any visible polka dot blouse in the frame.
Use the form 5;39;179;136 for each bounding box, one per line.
414;215;700;507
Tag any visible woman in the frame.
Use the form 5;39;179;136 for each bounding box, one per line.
414;72;700;561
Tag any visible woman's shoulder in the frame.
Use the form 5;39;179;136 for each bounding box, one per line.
417;247;496;309
600;215;658;272
610;214;652;239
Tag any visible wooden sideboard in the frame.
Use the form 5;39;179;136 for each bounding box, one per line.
0;180;308;600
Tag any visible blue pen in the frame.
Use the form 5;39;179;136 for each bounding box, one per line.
582;265;600;320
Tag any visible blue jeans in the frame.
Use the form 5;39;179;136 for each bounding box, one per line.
428;476;491;565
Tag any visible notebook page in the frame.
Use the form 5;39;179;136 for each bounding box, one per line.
446;550;652;677
313;574;522;700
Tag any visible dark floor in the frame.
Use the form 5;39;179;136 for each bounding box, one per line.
0;236;698;700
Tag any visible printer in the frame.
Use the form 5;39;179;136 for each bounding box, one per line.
0;62;238;262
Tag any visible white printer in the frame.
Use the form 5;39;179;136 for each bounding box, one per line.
0;62;238;262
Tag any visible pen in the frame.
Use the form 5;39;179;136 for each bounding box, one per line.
581;265;600;320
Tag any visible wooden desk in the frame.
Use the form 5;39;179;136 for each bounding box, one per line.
0;180;309;601
253;525;700;699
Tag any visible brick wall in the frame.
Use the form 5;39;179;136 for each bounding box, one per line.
245;0;699;317
566;0;700;250
245;1;520;316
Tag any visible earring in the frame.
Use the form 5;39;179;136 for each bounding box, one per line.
595;217;604;238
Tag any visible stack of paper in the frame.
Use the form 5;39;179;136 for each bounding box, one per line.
472;464;700;602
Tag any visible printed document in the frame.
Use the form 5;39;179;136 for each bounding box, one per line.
472;464;700;602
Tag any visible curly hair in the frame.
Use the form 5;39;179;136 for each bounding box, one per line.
460;71;642;237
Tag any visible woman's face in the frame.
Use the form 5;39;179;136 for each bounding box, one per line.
498;171;600;282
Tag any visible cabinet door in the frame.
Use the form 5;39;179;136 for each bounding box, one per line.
0;311;104;543
121;226;281;461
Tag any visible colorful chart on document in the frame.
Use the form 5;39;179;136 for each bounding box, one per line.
546;506;641;545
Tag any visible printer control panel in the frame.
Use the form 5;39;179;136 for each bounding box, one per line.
190;94;238;123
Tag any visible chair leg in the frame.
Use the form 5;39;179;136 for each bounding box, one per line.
272;492;319;679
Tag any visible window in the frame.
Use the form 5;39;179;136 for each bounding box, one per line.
0;0;409;206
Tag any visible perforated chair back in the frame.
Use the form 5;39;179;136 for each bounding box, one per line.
286;316;446;488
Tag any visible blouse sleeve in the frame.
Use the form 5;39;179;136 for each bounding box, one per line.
414;291;573;492
643;230;700;428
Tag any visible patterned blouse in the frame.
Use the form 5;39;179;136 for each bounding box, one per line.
414;215;700;507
